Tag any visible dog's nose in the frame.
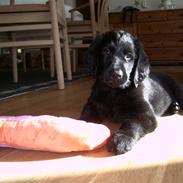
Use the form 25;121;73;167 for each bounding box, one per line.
111;70;123;80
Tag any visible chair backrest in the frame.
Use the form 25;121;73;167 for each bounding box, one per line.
96;0;109;28
0;4;53;48
67;0;109;41
56;0;67;29
89;0;109;37
0;4;51;25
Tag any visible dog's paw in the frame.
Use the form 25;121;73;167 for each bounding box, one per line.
107;131;135;155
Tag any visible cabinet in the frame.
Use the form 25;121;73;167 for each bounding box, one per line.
109;12;137;35
109;9;183;63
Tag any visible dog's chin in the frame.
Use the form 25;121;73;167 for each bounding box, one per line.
104;79;131;89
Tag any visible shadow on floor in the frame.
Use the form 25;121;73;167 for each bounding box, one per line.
0;68;89;100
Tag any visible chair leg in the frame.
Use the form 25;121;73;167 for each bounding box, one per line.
12;48;18;83
49;0;64;89
63;27;72;80
62;48;67;74
50;47;55;78
22;50;26;72
72;48;77;73
11;32;18;83
41;49;45;70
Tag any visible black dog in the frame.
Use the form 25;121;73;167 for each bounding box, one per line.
80;30;183;155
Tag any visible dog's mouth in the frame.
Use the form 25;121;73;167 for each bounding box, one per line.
104;79;122;88
103;77;131;89
100;69;132;89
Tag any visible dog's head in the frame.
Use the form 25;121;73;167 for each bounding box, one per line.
84;30;150;89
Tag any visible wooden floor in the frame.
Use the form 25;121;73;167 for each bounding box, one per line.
0;67;183;183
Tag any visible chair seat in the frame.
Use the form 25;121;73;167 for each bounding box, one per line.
68;32;93;39
67;20;92;33
69;43;91;48
67;20;91;26
0;40;53;48
66;0;110;73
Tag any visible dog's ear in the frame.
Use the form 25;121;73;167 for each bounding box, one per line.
133;39;150;87
84;33;103;76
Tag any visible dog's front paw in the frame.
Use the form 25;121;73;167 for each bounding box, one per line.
107;131;135;155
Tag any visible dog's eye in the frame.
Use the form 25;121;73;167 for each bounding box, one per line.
124;53;133;61
103;48;111;56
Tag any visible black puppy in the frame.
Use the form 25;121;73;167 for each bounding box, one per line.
80;30;183;155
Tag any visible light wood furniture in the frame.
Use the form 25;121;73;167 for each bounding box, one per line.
109;9;183;64
67;0;110;72
0;71;183;182
19;0;72;79
56;0;72;80
0;0;72;89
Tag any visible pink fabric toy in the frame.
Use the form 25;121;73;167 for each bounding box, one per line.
0;115;110;153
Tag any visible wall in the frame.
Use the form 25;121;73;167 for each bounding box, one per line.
0;0;75;6
109;0;183;12
65;0;75;7
0;0;182;10
0;0;46;4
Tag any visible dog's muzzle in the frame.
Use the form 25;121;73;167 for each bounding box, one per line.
103;69;126;88
111;69;123;80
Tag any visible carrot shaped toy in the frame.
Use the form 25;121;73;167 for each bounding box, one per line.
0;115;110;153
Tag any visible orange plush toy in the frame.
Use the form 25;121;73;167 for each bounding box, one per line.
0;115;110;153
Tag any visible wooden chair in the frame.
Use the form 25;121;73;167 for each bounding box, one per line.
18;0;72;80
0;0;72;90
67;0;110;72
